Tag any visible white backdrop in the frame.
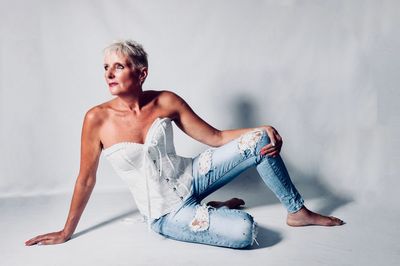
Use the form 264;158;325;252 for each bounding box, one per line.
1;0;399;208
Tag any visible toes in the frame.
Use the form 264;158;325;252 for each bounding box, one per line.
230;198;245;204
206;201;223;208
233;198;245;206
329;216;345;225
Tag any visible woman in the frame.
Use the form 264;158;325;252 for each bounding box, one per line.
25;40;344;249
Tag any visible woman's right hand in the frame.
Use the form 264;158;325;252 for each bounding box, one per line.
25;230;70;246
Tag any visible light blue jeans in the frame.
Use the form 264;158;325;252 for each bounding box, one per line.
151;128;304;248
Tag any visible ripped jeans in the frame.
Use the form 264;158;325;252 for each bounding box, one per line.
151;128;304;248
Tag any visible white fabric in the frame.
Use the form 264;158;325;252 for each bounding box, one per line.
103;117;193;220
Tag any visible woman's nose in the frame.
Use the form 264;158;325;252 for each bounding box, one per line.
107;69;115;79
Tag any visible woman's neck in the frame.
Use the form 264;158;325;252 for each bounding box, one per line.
115;88;145;113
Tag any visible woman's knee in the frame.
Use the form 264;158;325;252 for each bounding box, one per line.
227;211;258;248
237;128;270;157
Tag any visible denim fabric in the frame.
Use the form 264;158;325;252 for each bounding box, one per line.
151;129;304;248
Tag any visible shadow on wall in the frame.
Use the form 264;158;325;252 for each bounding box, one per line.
232;96;257;128
204;95;353;215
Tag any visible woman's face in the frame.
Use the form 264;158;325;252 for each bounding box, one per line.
103;51;144;95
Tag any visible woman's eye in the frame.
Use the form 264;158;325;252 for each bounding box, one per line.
116;64;124;69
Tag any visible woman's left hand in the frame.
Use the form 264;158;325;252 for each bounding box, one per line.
259;126;283;157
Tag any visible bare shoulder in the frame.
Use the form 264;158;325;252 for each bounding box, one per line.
153;90;189;119
83;103;109;128
81;102;111;148
156;90;186;107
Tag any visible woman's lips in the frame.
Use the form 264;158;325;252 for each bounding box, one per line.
109;82;118;87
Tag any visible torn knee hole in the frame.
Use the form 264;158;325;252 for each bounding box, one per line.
237;129;264;155
189;204;211;232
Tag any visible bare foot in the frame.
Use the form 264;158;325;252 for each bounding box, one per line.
287;206;345;227
207;198;245;209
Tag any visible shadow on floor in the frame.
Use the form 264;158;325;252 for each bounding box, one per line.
246;225;283;250
71;209;138;240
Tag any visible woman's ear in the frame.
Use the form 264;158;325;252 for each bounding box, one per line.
139;67;148;84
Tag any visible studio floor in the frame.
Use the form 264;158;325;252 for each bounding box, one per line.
2;174;399;266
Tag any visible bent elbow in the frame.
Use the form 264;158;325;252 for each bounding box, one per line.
210;130;224;147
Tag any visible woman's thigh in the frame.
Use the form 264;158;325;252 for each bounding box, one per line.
151;203;257;248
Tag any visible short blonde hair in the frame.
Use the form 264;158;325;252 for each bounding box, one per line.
104;40;148;68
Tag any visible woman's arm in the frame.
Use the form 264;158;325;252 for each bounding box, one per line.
162;91;282;157
25;108;103;246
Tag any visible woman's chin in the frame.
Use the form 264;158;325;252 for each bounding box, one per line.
109;87;120;95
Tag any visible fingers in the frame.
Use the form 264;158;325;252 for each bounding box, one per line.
259;126;283;157
260;145;274;155
25;233;57;246
25;236;49;246
25;235;49;246
275;132;283;144
25;236;57;246
272;130;283;148
260;143;281;157
25;235;43;246
25;231;67;246
267;130;277;147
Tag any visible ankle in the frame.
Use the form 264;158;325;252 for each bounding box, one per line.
288;206;308;216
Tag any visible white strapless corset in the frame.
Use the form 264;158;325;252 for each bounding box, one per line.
102;117;193;220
